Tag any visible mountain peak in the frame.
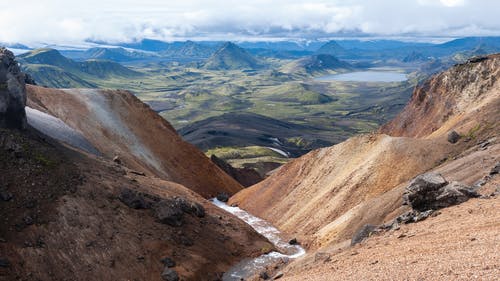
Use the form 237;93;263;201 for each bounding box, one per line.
204;42;263;70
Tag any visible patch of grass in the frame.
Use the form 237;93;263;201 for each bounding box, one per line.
206;146;284;160
465;124;481;139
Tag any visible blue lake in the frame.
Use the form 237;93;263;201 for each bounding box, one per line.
315;71;407;82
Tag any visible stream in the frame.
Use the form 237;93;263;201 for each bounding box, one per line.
211;199;305;281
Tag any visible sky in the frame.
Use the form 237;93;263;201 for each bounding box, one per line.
0;0;499;45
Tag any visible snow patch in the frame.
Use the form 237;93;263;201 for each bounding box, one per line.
26;107;100;155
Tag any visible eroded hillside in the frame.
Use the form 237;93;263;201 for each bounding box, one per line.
229;55;499;279
26;85;242;198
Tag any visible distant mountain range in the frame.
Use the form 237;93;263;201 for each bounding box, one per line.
18;48;141;88
6;36;500;64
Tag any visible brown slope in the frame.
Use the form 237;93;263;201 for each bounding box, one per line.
275;143;500;281
229;54;500;250
380;54;500;138
230;134;453;247
26;85;242;198
0;128;272;281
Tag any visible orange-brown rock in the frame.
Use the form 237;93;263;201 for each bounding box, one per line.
26;85;242;198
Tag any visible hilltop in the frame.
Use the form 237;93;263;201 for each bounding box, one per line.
204;42;264;70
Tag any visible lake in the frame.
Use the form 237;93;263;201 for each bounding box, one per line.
315;71;407;82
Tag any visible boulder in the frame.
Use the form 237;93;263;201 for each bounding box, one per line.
351;224;377;245
447;130;460;143
161;268;179;281
154;199;185;227
403;173;478;211
403;173;448;211
0;48;27;129
216;192;229;202
118;188;151;209
288;238;298;245
174;197;205;218
433;182;479;208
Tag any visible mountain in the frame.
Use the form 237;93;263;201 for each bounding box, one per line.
81;47;157;62
229;54;500;278
203;42;264;70
17;48;141;87
281;54;352;75
315;40;348;56
27;86;243;198
160;40;215;59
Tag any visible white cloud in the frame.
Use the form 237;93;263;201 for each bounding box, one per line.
0;0;498;45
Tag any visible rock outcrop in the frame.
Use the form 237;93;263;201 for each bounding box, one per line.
403;173;479;211
0;48;27;129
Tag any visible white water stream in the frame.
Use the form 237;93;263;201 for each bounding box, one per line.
211;199;305;280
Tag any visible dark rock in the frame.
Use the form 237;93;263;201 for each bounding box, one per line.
216;192;229;202
160;257;176;268
468;56;488;63
161;268;179;281
118;188;151;209
23;215;34;225
447;130;460;143
273;272;284;280
403;173;448;211
396;210;434;224
0;48;27;129
0;258;10;267
260;271;270;280
288;238;298;245
154;199;185;227
351;224;377;245
174;197;205;218
490;162;500;175
112;156;122;164
211;154;263;187
433;181;479;208
404;173;478;211
0;189;13;201
190;202;205;218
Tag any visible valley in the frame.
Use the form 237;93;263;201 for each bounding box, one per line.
1;34;499;281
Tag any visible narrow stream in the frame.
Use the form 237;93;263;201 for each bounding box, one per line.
211;199;305;280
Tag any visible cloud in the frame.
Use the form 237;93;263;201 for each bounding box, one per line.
0;0;498;45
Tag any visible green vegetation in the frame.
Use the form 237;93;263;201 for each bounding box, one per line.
19;48;418;165
206;146;284;160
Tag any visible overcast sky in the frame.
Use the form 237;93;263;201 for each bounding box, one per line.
0;0;499;44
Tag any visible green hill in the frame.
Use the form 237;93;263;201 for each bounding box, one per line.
203;42;264;70
18;48;142;88
316;40;347;56
281;54;351;75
